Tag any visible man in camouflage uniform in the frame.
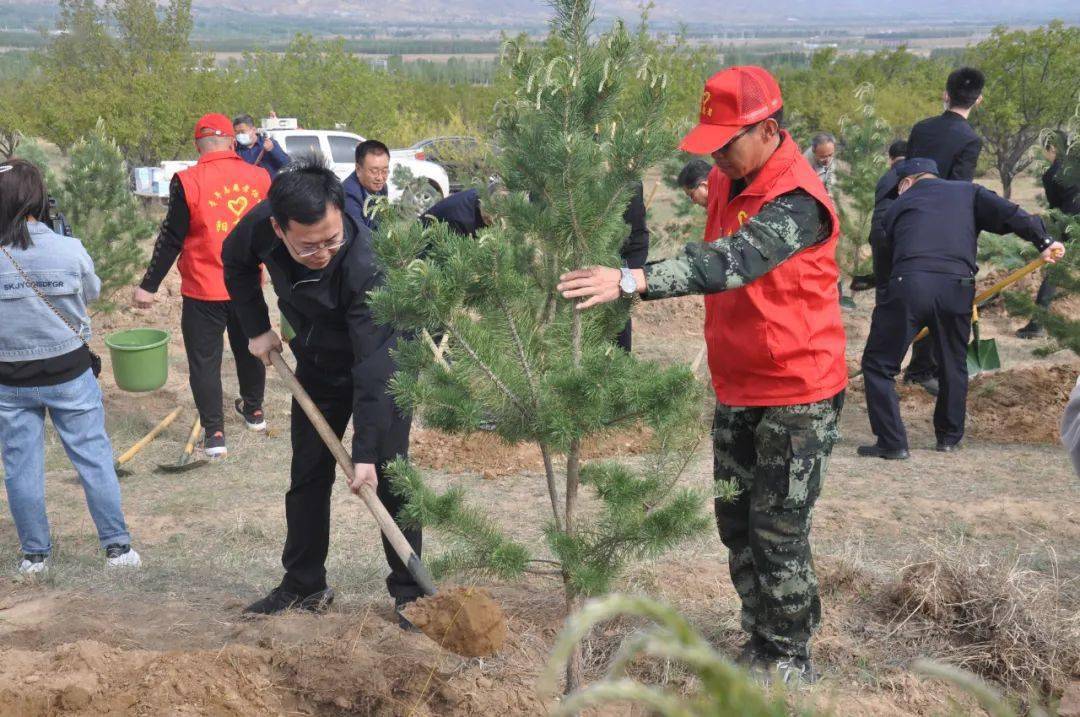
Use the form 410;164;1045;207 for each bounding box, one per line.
558;66;847;686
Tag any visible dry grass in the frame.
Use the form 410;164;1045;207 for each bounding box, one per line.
883;538;1080;696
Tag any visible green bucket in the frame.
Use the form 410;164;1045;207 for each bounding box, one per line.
104;328;171;392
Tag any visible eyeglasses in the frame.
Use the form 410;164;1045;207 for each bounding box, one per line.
285;235;345;258
0;165;12;174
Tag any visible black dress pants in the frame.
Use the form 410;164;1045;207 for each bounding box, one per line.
279;353;422;601
861;272;975;450
180;297;265;434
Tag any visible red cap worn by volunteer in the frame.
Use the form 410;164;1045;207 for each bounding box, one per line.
679;66;783;155
193;113;235;140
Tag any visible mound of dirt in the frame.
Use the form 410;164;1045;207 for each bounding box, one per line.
411;425;653;477
403;587;507;657
966;365;1079;444
850;364;1078;445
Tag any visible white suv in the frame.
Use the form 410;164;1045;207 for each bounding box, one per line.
270;129;449;210
132;125;449;212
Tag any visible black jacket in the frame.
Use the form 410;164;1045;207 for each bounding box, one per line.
620;181;650;268
1043;158;1080;215
869;165;902;249
222;201;408;463
906;111;982;182
422;188;486;237
883;177;1052;278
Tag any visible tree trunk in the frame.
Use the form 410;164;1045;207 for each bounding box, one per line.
561;309;585;696
1001;169;1013;200
563;591;584;694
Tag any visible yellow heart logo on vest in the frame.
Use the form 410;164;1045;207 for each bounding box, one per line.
227;196;249;217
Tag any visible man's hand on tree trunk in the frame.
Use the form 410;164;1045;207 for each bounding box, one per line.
557;266;646;309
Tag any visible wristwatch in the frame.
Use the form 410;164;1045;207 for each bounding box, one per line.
619;267;638;297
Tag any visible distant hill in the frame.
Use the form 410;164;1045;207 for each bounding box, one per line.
190;0;1079;26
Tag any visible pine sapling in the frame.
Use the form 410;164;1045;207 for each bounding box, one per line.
370;0;711;693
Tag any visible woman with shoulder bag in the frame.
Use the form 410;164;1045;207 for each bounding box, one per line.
0;158;140;575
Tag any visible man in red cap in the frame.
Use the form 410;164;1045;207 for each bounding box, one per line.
133;114;272;457
558;66;846;685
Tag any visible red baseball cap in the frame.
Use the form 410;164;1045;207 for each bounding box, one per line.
193;113;235;140
679;66;784;154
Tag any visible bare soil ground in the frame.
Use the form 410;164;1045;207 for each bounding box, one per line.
0;174;1077;715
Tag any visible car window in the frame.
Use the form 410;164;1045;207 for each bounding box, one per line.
284;135;321;158
328;135;359;164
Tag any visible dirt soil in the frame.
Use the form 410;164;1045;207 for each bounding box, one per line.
0;173;1077;715
403;586;507;657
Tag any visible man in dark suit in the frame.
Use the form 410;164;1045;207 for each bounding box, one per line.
901;67;985;395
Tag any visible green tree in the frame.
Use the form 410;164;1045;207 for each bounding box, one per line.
1003;125;1080;355
968;22;1080;199
29;0;204;165
835;83;893;277
369;0;710;692
58;119;153;312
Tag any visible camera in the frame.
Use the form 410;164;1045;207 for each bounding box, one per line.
42;196;72;238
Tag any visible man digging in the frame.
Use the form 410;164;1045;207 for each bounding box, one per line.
222;156;423;624
558;66;846;686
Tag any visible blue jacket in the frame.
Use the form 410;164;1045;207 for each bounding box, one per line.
235;136;290;178
343;172;388;231
422;188;485;237
0;221;100;361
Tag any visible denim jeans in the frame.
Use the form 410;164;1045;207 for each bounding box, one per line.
0;369;131;555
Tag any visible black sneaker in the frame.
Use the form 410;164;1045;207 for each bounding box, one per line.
395;596;421;632
234;398;267;431
1015;321;1045;339
856;444;910;460
204;430;227;458
243;586;334;616
935;441;961;453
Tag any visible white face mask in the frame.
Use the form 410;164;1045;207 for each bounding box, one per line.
235;133;252;147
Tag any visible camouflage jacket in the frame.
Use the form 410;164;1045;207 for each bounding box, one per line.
643;189;830;299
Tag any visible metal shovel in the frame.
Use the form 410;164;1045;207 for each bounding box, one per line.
268;351;436;596
156;416;209;474
115;407;183;477
966;305;1001;376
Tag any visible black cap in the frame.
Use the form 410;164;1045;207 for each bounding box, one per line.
894;158;939;179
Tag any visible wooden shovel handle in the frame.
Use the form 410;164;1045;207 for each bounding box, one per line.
182;416;202;457
269;351;436;595
116;407;183;465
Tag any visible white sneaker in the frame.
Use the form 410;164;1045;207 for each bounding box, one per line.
105;544;141;568
18;554;48;575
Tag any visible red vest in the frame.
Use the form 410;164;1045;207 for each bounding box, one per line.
702;132;847;406
176;151;271;300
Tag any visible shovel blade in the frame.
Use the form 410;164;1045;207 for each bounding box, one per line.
966;339;1001;376
156;459;210;474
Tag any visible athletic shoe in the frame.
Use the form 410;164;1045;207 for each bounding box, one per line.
243;586;335;616
856;444;910;460
768;656;819;688
204;431;227;458
935;441;961;453
18;553;48;576
105;544;141;568
234;398;267;431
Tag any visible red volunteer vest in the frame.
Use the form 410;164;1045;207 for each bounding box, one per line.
702;132;847;406
176;151;271;300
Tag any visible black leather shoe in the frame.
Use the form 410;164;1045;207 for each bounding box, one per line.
856;444;910;460
1015;321;1045;339
395;596;421;632
935;442;961;452
904;376;939;396
243;586;334;616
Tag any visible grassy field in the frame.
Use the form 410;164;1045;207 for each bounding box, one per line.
0;174;1076;715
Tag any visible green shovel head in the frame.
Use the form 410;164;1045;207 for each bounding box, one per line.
966;321;1001;376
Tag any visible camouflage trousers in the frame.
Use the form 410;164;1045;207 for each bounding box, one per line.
712;390;844;660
